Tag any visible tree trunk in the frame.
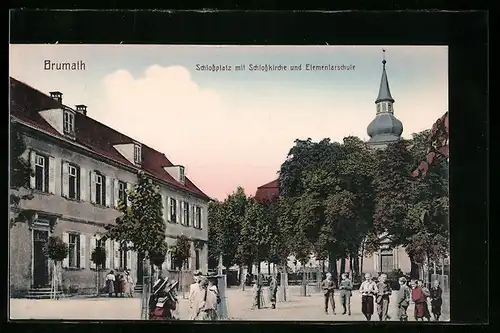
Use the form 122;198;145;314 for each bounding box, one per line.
349;256;354;279
359;243;364;278
321;260;325;273
340;257;346;275
300;262;307;296
268;262;271;275
353;255;360;281
410;255;419;280
239;265;245;290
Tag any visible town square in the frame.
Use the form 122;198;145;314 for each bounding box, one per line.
10;44;449;322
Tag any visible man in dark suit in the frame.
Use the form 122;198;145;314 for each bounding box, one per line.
321;272;336;314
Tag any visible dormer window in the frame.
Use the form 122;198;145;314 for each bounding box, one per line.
133;144;142;165
63;110;75;135
179;166;185;184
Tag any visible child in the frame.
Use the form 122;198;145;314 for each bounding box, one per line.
396;277;411;321
430;280;443;321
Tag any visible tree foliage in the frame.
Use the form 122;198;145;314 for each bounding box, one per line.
169;235;191;270
91;246;106;268
104;171;166;258
10;121;34;227
43;236;68;262
207;200;224;268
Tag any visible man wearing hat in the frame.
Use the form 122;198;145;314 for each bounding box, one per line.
321;272;336;315
188;271;202;320
192;275;218;320
396;276;411;321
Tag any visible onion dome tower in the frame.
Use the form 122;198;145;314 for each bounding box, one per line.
367;50;404;149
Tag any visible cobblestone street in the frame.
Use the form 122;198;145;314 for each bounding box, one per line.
10;286;449;321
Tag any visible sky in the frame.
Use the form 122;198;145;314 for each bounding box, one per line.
9;45;448;200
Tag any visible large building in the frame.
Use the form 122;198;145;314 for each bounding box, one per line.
254;55;411;277
9;77;211;297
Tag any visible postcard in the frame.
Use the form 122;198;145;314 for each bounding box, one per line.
9;44;449;321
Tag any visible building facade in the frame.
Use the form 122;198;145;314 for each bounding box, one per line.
9;77;211;297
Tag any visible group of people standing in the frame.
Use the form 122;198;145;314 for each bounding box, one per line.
104;270;135;297
358;273;444;321
251;274;278;310
188;271;222;320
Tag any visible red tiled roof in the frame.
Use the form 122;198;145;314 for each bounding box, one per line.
255;179;279;202
10;77;210;200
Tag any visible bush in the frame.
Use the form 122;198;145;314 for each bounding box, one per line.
43;236;68;262
386;269;408;290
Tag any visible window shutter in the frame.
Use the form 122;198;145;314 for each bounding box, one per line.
176;200;181;224
166;196;171;222
61;161;69;197
126;183;132;207
114;179;119;208
29;150;36;188
200;207;204;229
90;236;97;269
180;201;185;225
80;167;87;201
79;234;86;269
161;194;167;224
48;156;56;194
105;239;112;269
90;171;96;203
105;177;111;207
62;232;70;268
114;241;120;269
374;251;379;272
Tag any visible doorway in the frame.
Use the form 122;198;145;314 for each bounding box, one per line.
33;229;49;287
136;252;144;285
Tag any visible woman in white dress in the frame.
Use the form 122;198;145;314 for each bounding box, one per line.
123;270;135;297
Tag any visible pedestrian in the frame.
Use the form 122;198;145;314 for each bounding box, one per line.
339;273;353;315
321;272;336;315
251;279;260;309
105;270;115;297
396;277;411;321
193;276;218;320
189;271;202;319
412;279;431;321
376;273;392;321
359;273;378;321
430;280;443;321
123;270;134;297
269;275;278;309
149;277;178;320
113;271;121;297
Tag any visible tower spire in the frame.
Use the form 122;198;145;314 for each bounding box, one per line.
375;49;394;104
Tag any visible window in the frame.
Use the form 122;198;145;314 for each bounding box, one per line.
170;253;176;270
382;103;387;112
68;164;80;200
96;238;104;248
34;154;49;192
380;251;394;273
387;103;393;113
376;104;381;114
63;110;75;134
183;201;189;225
118;181;127;206
95;173;106;206
179;166;185;184
68;234;81;268
194;206;202;229
195;250;200;270
133;144;141;164
169;198;177;223
119;242;129;269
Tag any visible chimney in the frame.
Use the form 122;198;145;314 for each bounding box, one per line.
49;91;63;104
75;104;87;116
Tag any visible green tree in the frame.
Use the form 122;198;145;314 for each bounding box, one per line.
91;246;106;295
10;121;34;227
104;171;166;283
207;200;224;269
43;236;68;299
219;187;248;268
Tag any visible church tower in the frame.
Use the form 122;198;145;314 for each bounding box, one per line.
367;50;403;149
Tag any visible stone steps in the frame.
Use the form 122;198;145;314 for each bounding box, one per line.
26;287;64;299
